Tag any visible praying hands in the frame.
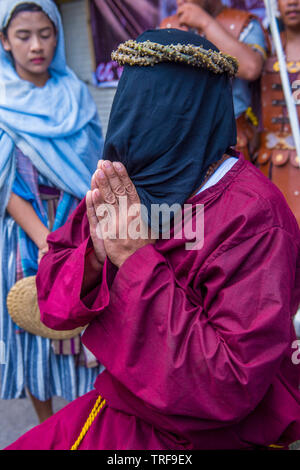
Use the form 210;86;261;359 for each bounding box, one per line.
86;160;156;269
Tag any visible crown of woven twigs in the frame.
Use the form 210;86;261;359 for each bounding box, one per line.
111;40;239;77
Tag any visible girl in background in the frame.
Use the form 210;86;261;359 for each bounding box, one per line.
0;0;104;423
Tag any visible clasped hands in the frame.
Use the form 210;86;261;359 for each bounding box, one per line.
86;160;156;269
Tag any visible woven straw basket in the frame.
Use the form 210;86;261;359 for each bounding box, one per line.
6;275;86;340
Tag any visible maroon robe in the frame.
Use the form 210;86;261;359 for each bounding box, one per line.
6;154;300;450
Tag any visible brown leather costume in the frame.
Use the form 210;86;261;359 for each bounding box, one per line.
257;37;300;227
160;7;267;162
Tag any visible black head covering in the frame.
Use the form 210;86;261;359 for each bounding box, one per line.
103;28;237;228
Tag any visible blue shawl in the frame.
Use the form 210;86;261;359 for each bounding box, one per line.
0;0;103;203
0;0;103;337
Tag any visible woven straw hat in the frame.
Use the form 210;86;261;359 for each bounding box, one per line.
7;276;86;340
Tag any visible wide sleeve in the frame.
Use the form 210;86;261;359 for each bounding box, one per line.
36;197;112;330
83;226;299;425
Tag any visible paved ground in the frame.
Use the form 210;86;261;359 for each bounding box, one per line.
1;395;300;450
0;395;68;449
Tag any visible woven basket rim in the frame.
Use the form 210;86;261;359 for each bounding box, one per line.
7;275;86;340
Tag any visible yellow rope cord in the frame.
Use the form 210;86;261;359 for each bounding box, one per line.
70;395;107;450
70;394;286;451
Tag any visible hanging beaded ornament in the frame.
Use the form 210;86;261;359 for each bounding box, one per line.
111;40;239;77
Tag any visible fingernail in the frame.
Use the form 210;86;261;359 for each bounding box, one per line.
114;162;123;171
103;160;112;168
97;170;105;179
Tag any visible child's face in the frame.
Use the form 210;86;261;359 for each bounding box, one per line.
1;11;57;84
278;0;300;29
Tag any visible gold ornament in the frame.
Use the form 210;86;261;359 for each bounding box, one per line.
273;60;300;73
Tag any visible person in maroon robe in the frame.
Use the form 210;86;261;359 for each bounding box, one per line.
5;28;300;451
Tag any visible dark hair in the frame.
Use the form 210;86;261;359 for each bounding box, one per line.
2;3;55;38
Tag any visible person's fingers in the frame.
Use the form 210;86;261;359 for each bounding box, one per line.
91;173;97;191
97;159;104;170
112;161;140;204
94;168;118;205
91;186;117;240
86;190;99;230
91;160;105;191
101;160;127;198
177;3;194;16
87;190;108;250
177;6;187;18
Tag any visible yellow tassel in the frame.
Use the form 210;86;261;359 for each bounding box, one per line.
70;395;106;451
